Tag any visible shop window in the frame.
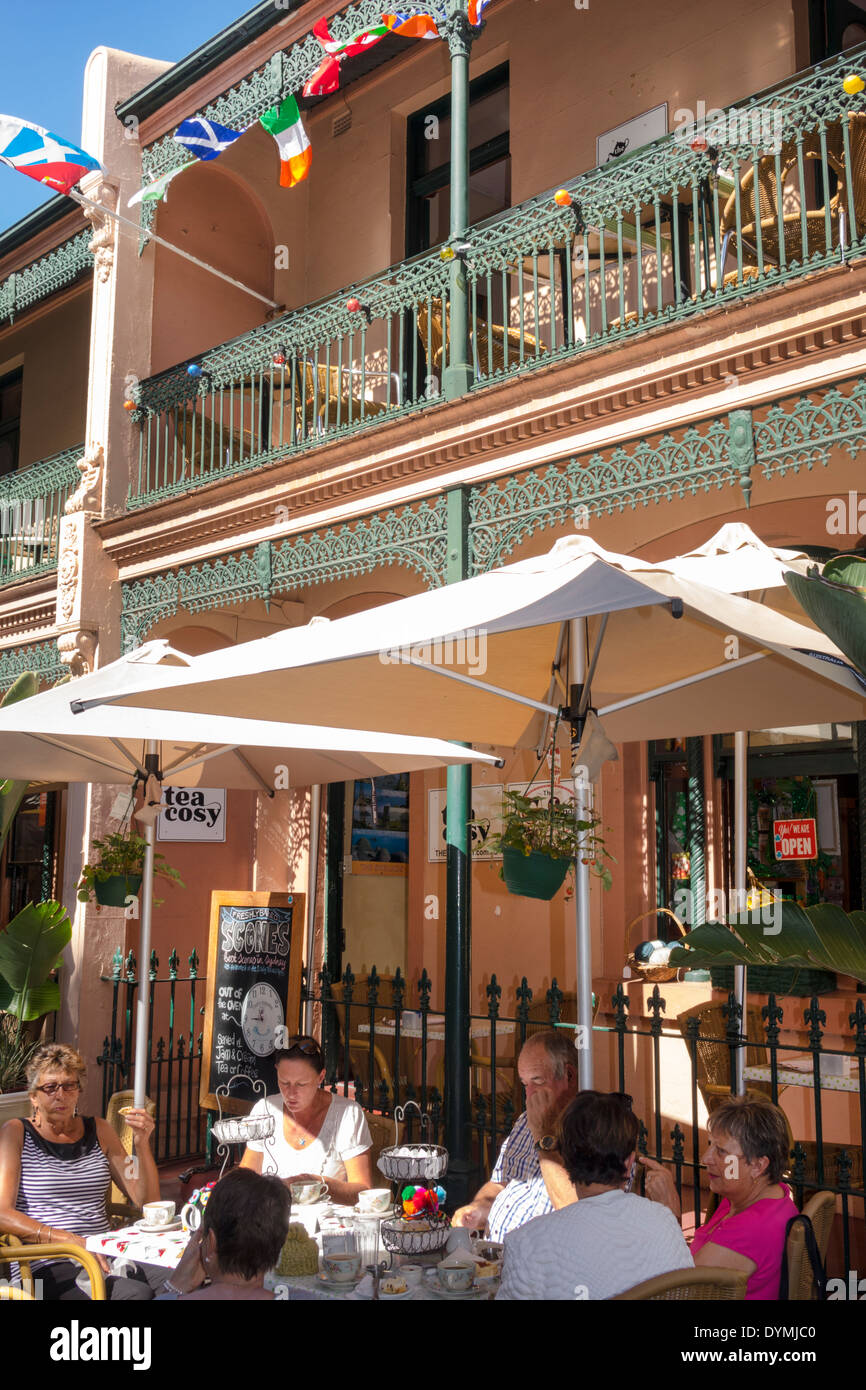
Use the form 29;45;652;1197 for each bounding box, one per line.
2;791;60;922
649;739;693;931
0;368;22;478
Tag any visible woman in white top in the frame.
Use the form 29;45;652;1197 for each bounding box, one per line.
496;1091;693;1300
240;1036;373;1205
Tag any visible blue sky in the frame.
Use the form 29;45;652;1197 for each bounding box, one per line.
0;1;253;234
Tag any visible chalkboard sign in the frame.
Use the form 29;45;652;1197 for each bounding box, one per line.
201;891;305;1114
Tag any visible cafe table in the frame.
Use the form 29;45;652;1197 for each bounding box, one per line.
743;1054;861;1093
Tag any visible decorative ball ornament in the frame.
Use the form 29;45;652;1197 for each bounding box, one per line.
690;135;709;153
346;297;362;313
187;363;204;378
439;245;456;261
843;73;865;96
272;346;287;367
123;400;136;412
553;189;572;207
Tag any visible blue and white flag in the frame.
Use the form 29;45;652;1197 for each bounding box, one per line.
173;117;242;162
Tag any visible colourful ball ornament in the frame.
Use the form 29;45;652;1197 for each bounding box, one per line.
690;135;709;153
123;399;136;412
187;363;204;378
553;189;572;207
843;73;865;96
346;297;361;313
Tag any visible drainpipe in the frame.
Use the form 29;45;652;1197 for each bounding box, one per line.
442;0;474;401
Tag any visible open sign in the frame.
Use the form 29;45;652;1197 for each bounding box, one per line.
773;818;817;861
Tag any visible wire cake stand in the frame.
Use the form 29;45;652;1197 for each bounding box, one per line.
211;1072;277;1177
377;1102;450;1257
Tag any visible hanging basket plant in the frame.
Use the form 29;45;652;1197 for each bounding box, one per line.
471;787;614;902
77;829;184;908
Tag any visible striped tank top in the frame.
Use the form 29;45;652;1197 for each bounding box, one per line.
16;1117;110;1272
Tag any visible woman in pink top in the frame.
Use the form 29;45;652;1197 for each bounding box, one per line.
690;1096;798;1299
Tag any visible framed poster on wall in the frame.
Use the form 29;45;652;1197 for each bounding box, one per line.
200;890;304;1114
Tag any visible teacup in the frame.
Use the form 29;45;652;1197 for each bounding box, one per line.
290;1178;328;1205
399;1263;425;1287
181;1202;202;1232
437;1261;475;1293
357;1188;392;1213
322;1251;362;1284
142;1200;175;1227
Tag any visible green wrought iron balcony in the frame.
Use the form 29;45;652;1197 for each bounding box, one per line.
129;46;866;508
0;445;82;585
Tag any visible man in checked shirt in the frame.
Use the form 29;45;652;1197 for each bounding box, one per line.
452;1030;579;1241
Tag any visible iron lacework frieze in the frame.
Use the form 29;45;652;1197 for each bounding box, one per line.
0;640;65;692
119;375;866;643
0;231;93;325
120;496;448;650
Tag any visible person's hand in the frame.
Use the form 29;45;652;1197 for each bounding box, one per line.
52;1229;110;1274
451;1200;490;1230
123;1108;155;1148
525;1088;566;1143
166;1228;207;1295
638;1155;681;1218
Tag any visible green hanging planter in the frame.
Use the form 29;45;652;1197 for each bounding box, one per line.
502;848;570;901
93;874;143;908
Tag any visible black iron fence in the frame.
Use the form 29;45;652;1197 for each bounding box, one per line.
96;947;206;1163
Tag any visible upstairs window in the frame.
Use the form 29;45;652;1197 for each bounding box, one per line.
0;368;21;478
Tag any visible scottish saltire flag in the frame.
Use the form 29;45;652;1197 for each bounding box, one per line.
381;11;440;39
173;118;242;162
0;115;102;195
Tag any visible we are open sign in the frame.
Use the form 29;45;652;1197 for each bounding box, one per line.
773;818;818;861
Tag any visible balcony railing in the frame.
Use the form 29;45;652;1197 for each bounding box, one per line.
130;45;866;507
0;445;82;585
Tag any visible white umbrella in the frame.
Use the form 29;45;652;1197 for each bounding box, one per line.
76;536;864;1092
0;645;500;1105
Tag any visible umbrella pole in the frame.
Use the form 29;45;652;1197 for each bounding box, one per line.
303;785;321;1035
133;743;158;1109
570;619;594;1090
733;731;748;1096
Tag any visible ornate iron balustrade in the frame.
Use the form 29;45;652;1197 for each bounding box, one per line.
129;46;866;507
0;445;82;586
0;231;93;325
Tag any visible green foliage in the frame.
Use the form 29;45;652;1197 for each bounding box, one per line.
0;672;39;854
470;788;614;890
784;553;866;678
668;901;866;983
0;1012;41;1093
76;829;184;905
0;899;71;1022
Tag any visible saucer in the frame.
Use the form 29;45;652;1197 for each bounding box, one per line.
354;1284;413;1300
353;1205;393;1219
134;1218;183;1234
318;1272;361;1292
426;1273;487;1299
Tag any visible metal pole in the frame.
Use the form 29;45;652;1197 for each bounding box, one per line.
442;0;474;400
304;784;322;1035
133;742;158;1108
570;618;594;1090
733;730;748;1095
443;486;472;1203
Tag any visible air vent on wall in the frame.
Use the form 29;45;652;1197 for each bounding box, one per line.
332;111;352;138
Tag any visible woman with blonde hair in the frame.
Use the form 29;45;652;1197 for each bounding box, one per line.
0;1043;162;1299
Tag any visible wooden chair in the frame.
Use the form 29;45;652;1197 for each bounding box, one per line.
718;127;847;280
785;1190;835;1301
0;1235;107;1300
612;1266;749;1300
105;1089;157;1226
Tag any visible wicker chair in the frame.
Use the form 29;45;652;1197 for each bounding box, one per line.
364;1111;404;1176
416;300;547;377
0;1235;107;1299
105;1089;157;1226
612;1265;749;1300
785;1190;835;1301
327;980;396;1106
287;361;390;438
719;127;847;279
174;410;250;477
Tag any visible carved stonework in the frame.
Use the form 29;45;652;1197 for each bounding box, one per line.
57;629;97;678
84;183;119;284
65;441;104;514
57;545;79;624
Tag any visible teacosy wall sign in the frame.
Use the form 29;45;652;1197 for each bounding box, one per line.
157;786;226;842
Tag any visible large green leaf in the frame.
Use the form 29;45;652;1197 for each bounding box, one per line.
2;980;61;1021
0;672;39;854
0;900;71;1022
668;902;866;983
784;563;866;679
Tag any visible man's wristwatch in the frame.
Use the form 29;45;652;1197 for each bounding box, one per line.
535;1135;558;1153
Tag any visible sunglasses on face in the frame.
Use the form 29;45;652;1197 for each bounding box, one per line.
37;1082;80;1096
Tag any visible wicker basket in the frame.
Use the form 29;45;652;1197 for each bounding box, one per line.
380;1216;451;1257
212;1113;275;1146
377;1143;449;1185
625;907;687;983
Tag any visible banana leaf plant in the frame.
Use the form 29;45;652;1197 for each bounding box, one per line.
0;672;39;849
668;902;866;984
784;553;866;679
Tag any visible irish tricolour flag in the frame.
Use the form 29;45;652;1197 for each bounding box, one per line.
260;96;312;189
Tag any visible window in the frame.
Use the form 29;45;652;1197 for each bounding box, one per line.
3;791;60;921
406;65;510;256
809;0;866;60
0;368;22;478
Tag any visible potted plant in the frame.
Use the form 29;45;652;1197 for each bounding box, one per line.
77;829;184;907
0;898;73;1117
471;788;614;901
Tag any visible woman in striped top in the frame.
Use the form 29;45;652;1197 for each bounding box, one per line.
0;1043;161;1300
